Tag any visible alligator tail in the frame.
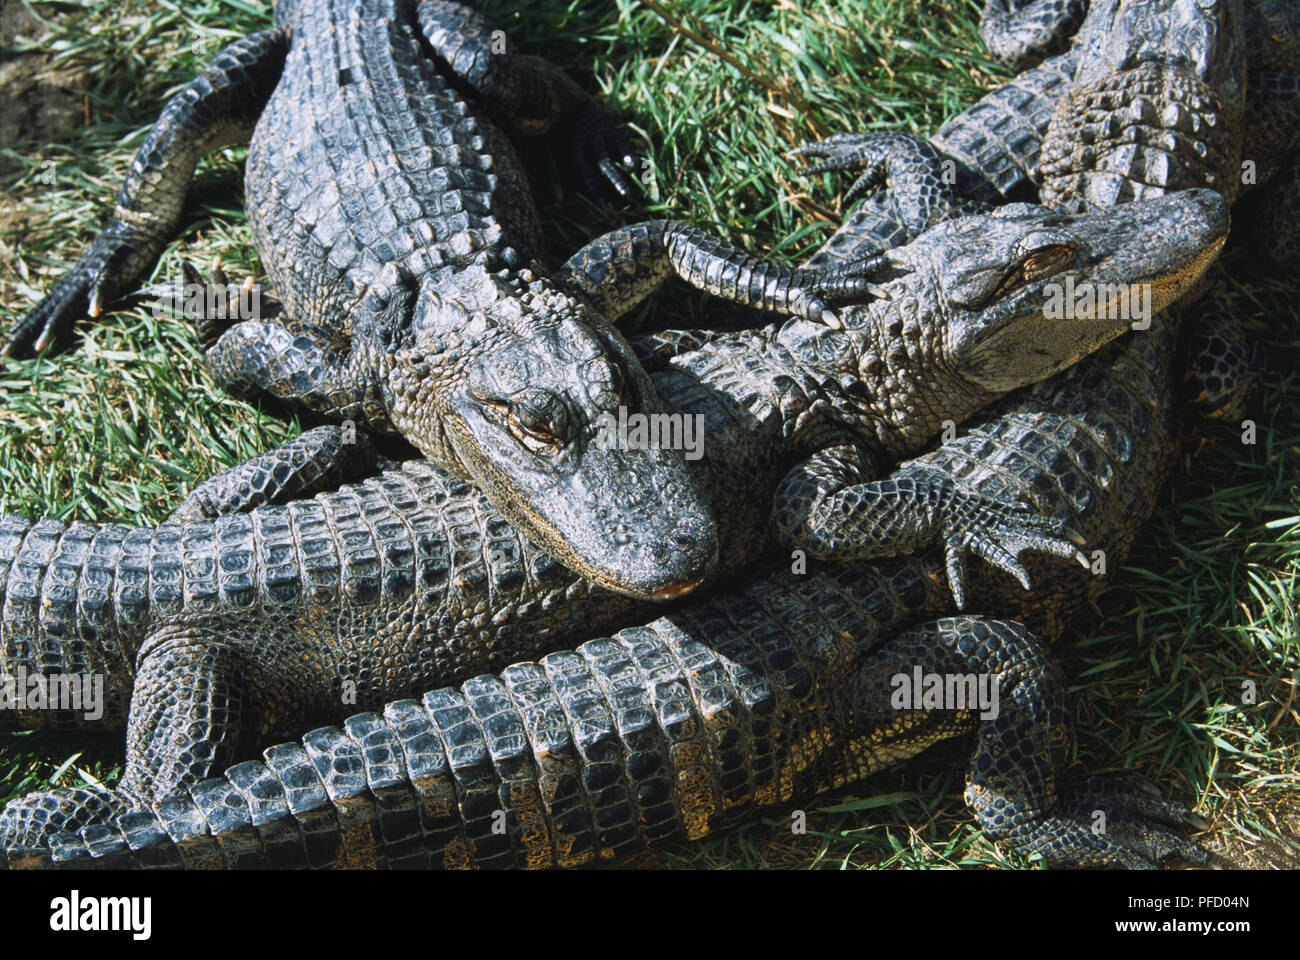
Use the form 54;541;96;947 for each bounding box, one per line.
0;514;159;731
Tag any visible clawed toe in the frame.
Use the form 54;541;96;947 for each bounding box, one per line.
941;502;1090;607
1043;773;1218;868
572;105;641;206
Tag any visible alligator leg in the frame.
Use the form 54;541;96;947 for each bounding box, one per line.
3;28;290;358
885;618;1213;868
979;0;1088;72
1181;286;1261;422
793;131;988;226
145;258;284;351
794;131;996;270
772;445;1089;609
414;0;638;200
202;275;404;431
555;220;886;328
1257;159;1300;272
0;625;282;850
167;425;381;522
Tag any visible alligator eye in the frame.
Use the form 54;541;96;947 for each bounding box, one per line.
984;242;1075;302
1019;243;1074;281
584;356;631;411
506;391;569;453
507;410;558;452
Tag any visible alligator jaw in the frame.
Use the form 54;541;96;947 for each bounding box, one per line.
949;187;1228;393
648;578;705;601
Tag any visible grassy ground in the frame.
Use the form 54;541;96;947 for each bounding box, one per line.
0;0;1296;868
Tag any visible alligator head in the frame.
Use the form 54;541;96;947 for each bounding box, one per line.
821;189;1229;452
379;265;717;600
1039;0;1247;209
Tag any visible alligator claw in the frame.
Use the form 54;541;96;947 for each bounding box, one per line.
940;496;1089;608
2;267;103;359
152;256;269;349
794;253;891;323
997;771;1220;869
572;103;641;206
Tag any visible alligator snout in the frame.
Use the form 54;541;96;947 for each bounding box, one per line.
1169;188;1229;240
1139;188;1229;270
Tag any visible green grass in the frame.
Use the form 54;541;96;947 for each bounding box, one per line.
1;0;1296;868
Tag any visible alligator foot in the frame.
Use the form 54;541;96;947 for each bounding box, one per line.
565;100;641;205
1;223;133;358
773;447;1089;608
978;0;1087;72
1182;289;1261;423
931;488;1089;610
1;28;289;359
143;258;280;351
989;772;1218;868
794;131;984;233
415;0;639;204
872;617;1213;869
1258;160;1300;272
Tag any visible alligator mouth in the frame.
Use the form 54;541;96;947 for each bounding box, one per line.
648;578;705;601
1143;229;1228;309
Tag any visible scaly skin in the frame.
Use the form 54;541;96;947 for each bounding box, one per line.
0;192;1229;855
5;0;911;600
1;583;1211;869
824;0;1297;418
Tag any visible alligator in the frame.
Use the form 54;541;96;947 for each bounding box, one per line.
807;0;1298;419
1;0;1263;867
976;0;1300;198
0;189;1230;859
1;568;1213;870
2;0;918;600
